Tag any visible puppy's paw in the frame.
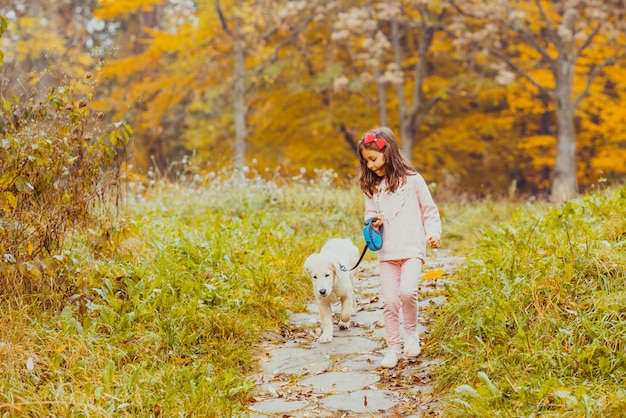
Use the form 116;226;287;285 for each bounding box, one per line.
338;320;351;330
318;333;333;343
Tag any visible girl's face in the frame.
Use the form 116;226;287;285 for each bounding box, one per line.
362;148;386;177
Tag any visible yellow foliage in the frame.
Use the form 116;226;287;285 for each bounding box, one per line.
592;150;626;173
0;172;13;188
518;135;557;151
14;17;66;61
529;68;555;90
516;43;545;62
88;0;626;193
95;0;165;19
1;191;17;213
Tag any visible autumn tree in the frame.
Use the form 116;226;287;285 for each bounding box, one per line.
93;0;177;170
382;0;451;159
0;0;97;100
14;0;625;196
95;0;314;172
213;0;315;171
324;0;460;171
450;0;626;202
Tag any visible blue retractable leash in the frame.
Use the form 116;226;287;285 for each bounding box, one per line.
341;217;383;272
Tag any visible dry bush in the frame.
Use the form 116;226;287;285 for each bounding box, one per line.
0;79;129;298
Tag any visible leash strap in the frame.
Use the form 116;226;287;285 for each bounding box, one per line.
340;244;369;272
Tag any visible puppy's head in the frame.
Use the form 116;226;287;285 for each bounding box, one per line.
304;253;338;299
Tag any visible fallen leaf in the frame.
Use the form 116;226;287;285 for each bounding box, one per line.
422;269;445;280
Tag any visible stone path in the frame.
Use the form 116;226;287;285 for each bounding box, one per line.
248;249;465;417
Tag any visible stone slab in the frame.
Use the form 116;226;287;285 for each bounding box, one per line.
320;389;399;413
313;335;381;355
248;398;310;414
299;371;379;393
249;252;465;417
353;309;384;327
337;353;382;371
261;347;331;376
288;312;318;328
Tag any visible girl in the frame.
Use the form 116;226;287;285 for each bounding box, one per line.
358;127;442;368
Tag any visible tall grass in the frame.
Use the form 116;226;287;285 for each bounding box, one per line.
0;173;370;417
428;185;626;416
0;167;554;416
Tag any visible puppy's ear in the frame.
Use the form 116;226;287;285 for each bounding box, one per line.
303;254;315;276
329;255;341;275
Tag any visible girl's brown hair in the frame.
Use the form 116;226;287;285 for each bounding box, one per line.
357;127;415;198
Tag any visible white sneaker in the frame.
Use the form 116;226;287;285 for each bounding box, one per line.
404;332;421;357
380;348;401;368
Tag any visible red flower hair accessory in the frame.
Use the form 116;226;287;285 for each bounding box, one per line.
364;133;387;150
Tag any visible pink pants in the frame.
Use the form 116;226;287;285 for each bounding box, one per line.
379;258;423;349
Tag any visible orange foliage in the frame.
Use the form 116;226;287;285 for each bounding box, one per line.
85;0;626;194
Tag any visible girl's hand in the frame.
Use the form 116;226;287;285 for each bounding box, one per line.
427;236;441;248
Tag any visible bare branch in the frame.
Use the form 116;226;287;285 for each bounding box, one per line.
356;91;378;108
261;27;278;42
444;24;553;98
487;45;553;98
339;124;357;154
452;0;556;73
576;23;601;57
534;0;562;50
215;0;234;38
249;16;315;83
574;52;626;107
409;28;434;118
411;96;441;133
499;17;556;74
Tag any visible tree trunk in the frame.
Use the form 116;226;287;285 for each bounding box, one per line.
399;25;435;160
233;24;247;170
551;63;578;203
365;9;387;127
216;0;247;171
391;19;416;161
374;66;387;127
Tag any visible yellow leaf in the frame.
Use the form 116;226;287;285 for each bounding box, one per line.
27;242;33;256
0;172;14;188
55;344;68;354
422;269;445;280
1;191;17;213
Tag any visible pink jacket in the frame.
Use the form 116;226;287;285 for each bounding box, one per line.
364;173;442;263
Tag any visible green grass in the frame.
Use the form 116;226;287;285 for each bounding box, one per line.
0;174;372;417
6;170;618;417
428;185;626;416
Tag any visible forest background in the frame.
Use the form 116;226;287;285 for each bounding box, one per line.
2;1;626;416
2;0;626;203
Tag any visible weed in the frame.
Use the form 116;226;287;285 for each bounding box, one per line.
428;186;626;416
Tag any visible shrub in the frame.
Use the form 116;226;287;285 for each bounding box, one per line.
428;186;626;416
0;78;130;298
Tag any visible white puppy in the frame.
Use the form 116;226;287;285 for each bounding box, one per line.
303;238;360;343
